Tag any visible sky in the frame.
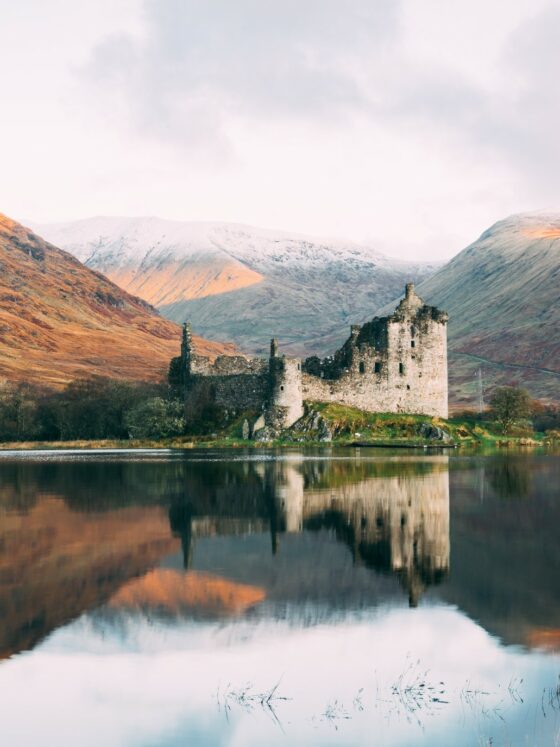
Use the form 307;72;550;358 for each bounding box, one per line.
1;0;559;260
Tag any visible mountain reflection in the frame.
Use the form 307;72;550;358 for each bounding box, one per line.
1;450;559;661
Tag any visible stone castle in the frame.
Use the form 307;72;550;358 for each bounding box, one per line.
175;283;448;432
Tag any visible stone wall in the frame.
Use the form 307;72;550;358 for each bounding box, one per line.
189;353;268;377
302;284;448;418
179;284;449;426
183;346;270;418
185;370;269;417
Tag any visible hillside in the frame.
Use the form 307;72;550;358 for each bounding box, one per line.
32;216;438;355
0;215;233;387
380;213;560;405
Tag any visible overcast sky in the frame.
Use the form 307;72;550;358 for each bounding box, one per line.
1;0;559;260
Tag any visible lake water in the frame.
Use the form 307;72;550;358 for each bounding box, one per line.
0;448;559;746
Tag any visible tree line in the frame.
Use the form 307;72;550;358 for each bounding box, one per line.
0;377;185;442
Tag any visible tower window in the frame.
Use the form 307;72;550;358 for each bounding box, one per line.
374;361;382;373
280;385;284;391
399;363;405;375
359;361;365;374
410;325;416;337
407;385;411;390
411;340;415;348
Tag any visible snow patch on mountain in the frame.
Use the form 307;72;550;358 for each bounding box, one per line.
30;216;437;277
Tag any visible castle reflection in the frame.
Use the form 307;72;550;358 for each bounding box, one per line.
2;451;560;660
0;454;451;659
169;456;450;607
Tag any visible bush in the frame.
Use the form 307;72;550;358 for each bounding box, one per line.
50;377;166;440
0;377;171;442
125;397;185;439
531;402;560;433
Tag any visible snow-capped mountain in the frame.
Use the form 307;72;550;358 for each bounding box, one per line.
31;216;439;354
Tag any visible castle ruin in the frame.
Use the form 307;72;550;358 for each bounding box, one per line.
175;283;448;431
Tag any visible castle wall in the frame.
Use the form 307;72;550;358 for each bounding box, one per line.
189;354;268;377
185;371;269;415
184;353;270;417
179;284;448;426
302;285;448;418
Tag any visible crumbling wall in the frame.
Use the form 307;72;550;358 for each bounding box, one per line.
302;285;448;418
185;354;270;417
189;354;267;377
179;284;448;426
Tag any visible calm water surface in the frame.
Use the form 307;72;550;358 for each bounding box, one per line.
0;448;559;746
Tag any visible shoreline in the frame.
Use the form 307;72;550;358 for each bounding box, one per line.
0;436;555;452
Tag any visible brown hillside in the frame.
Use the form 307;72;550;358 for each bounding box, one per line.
106;259;263;306
0;215;234;387
0;496;179;659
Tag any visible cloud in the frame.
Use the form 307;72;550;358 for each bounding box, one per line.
82;0;560;198
2;0;559;258
485;5;560;194
84;0;401;152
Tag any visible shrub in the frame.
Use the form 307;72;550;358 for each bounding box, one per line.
489;387;531;434
125;397;185;439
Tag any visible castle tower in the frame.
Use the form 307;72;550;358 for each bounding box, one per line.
386;283;449;418
350;325;360;342
266;344;304;430
181;321;193;359
181;320;193;380
402;282;423;309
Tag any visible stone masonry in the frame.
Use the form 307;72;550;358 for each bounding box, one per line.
174;283;448;429
302;283;449;418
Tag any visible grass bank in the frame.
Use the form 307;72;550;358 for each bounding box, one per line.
0;402;557;450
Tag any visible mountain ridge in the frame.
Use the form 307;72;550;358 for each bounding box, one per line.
377;212;560;405
0;215;234;387
32;216;439;355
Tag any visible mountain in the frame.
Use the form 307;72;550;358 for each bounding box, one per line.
32;216;439;355
0;215;233;387
380;213;560;406
28;212;560;406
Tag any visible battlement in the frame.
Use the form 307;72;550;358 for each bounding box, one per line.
189;354;268;377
